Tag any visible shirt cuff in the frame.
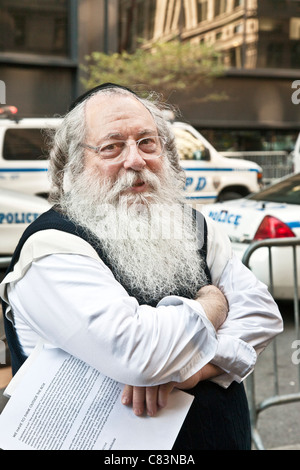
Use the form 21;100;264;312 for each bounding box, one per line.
210;334;257;388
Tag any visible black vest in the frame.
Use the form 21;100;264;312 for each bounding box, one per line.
2;206;211;375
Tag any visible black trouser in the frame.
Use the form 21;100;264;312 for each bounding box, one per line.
172;380;251;450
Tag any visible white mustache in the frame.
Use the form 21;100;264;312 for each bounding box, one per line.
108;170;161;198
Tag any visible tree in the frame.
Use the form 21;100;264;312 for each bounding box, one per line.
81;40;225;101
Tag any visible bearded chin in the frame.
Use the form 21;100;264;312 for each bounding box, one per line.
60;163;208;303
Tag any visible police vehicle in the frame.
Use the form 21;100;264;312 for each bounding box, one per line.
172;121;263;203
0;106;262;202
0;106;55;197
0;187;50;256
202;172;300;300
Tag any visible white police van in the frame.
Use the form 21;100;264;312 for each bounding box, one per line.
0;106;55;197
0;106;262;202
0;187;49;256
172;121;263;204
0;107;51;256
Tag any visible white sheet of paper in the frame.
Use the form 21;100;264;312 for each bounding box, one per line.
0;346;194;450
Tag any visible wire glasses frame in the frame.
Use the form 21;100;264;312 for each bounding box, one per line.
80;135;166;164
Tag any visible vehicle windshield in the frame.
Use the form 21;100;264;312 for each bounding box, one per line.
173;128;207;160
249;173;300;205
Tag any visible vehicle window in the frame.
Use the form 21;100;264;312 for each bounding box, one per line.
173;128;208;160
249;174;300;205
3;129;49;161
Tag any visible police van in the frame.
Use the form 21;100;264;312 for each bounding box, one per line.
172;121;263;203
0;106;54;197
0;186;49;256
0;106;51;256
0;106;263;202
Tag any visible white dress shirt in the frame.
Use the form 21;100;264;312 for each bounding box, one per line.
2;218;283;388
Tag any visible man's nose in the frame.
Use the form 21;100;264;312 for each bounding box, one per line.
123;142;146;171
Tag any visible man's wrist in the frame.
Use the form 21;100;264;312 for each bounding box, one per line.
195;285;228;330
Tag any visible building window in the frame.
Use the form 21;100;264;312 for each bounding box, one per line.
119;1;135;52
290;17;300;40
146;0;156;40
234;23;243;34
0;0;69;57
136;0;156;40
234;0;243;8
136;1;145;38
197;0;208;23
259;18;285;34
119;0;156;50
291;42;300;68
228;46;242;67
266;42;283;67
214;0;227;17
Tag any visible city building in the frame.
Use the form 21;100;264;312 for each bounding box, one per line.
1;0;300;152
0;0;118;117
119;0;300;152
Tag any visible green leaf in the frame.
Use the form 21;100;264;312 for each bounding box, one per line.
80;40;226;102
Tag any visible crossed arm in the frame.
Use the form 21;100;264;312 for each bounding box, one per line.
6;232;283;415
121;284;228;416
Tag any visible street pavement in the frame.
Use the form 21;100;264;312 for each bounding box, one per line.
0;300;299;451
248;300;300;450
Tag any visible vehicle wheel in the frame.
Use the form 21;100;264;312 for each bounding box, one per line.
218;191;243;202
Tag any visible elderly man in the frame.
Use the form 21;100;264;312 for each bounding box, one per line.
1;83;282;450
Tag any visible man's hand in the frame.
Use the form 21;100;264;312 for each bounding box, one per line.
175;363;222;390
195;284;228;330
121;364;223;417
121;383;175;417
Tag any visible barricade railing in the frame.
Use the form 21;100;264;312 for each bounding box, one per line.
221;150;293;184
0;257;11;269
242;237;300;450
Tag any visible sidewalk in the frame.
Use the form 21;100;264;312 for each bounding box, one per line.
0;365;11;414
248;304;300;451
0;366;11;389
270;443;300;450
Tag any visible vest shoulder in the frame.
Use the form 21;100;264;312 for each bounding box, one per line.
19;207;82;245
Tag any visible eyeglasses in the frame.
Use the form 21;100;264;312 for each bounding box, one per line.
80;136;166;164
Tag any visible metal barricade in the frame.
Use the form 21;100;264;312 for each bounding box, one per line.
0;257;11;269
242;237;300;450
222;151;293;185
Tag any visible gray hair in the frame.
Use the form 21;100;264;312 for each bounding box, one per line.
48;87;185;204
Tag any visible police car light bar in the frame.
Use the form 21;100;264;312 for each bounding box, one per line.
0;105;18;119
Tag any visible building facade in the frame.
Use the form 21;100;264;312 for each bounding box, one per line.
0;0;118;117
148;0;300;70
1;0;300;152
119;0;300;152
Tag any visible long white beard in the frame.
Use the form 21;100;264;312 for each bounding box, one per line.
60;161;208;303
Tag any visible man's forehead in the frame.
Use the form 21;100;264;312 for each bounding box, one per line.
85;93;156;131
68;83;137;111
